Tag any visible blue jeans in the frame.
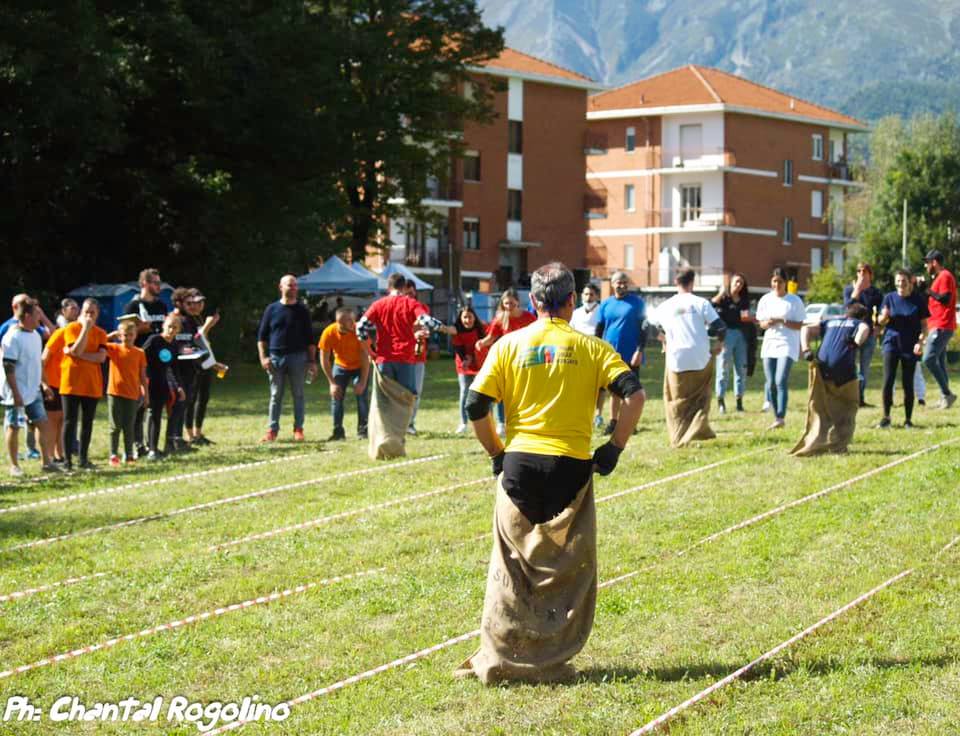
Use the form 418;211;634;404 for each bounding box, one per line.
268;351;307;432
457;374;473;424
857;334;876;401
922;328;954;398
409;362;427;428
716;328;747;399
331;365;369;434
763;356;794;419
379;362;418;395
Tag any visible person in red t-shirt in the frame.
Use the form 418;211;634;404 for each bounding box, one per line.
474;288;536;435
450;306;487;434
356;272;445;395
922;249;958;407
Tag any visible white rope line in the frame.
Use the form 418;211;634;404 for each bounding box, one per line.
204;439;957;730
208;478;491;551
0;569;383;681
0;573;108;604
0;454;312;516
628;531;960;735
4;455;444;553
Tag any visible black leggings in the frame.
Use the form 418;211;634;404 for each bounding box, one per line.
882;353;917;421
147;390;184;453
62;395;98;465
185;369;212;431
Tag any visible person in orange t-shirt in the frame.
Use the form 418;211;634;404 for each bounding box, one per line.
318;308;370;440
41;325;68;462
61;299;108;470
105;319;147;465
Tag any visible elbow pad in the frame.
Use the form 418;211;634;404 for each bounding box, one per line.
608;370;643;399
465;389;495;421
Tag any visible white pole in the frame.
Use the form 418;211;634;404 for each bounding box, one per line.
902;199;908;267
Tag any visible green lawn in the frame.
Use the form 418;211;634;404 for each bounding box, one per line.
1;355;959;734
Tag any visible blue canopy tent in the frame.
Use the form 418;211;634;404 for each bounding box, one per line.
350;262;387;291
379;262;434;291
297;255;379;295
68;282;174;330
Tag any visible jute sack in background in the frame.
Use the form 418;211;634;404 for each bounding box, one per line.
455;477;597;684
367;367;415;461
663;358;716;448
791;361;859;457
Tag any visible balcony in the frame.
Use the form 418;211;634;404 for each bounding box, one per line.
827;221;855;242
647;208;736;229
584;189;607;219
584;132;608;155
660;147;737;169
388;176;462;208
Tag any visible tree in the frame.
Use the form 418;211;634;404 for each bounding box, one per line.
805;266;844;304
857;113;960;289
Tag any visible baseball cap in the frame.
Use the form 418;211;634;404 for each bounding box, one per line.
924;249;944;263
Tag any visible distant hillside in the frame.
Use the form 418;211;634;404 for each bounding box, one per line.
478;0;960;121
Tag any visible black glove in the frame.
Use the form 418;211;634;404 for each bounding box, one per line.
491;450;505;477
803;349;815;362
592;441;623;476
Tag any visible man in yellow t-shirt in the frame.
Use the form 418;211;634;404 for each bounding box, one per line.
318;307;370;441
457;262;645;685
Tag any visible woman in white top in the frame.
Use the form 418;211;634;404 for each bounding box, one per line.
569;283;606;427
755;268;805;429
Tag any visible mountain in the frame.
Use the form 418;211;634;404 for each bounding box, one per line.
477;0;960;121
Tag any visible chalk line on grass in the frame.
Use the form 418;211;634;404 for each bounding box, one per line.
0;569;383;681
206;438;959;730
208;478;491;551
628;531;960;735
4;455;444;553
0;573;107;604
0;454;312;516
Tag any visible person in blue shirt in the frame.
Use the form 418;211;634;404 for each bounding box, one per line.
842;262;884;407
596;271;646;435
877;269;929;429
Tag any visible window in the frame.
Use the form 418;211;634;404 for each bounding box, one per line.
812;134;823;161
624;243;635;270
783;217;794;245
507;189;522;221
811;190;824;219
678;243;702;275
406;222;428;266
463;152;481;182
624;184;636;212
508;121;523;154
811;247;822;273
829;139;838;163
679;124;703;159
625;126;636;153
463;218;480;250
680;184;702;223
783;159;793;186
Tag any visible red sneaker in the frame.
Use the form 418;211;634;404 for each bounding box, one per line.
293;428;305;442
125;457;137;465
109;455;121;468
260;429;278;443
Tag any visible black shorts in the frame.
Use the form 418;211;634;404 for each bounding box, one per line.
44;385;61;412
502;452;593;525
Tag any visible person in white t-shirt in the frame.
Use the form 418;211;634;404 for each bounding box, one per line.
649;269;726;373
755;268;806;429
570;283;605;427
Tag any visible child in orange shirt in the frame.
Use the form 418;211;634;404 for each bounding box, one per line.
61;299;108;470
105;319;147;465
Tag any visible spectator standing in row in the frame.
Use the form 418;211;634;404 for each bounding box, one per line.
405;279;430;435
123;269;168;456
55;299;79;328
712;273;752;414
475;288;536;436
40;318;68;463
921;250;957;408
105;319;147;465
318;307;370;441
843;262;884;407
570;283;605;427
257;274;316;442
756;268;805;430
143;314;186;458
2;293;52;460
878;270;928;429
450;306;487;434
2;300;59;476
60;299;108;470
596;272;646;436
184;292;220;445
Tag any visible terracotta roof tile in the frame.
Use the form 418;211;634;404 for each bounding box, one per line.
589;65;865;129
480;47;595;84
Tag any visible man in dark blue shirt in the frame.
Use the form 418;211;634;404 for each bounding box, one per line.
842;262;884;406
256;274;316;442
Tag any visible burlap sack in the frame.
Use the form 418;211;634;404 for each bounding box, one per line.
791;361;859;456
663;359;716;448
367;367;415;461
455;477;597;684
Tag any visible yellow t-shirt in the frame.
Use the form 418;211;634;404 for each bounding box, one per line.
471;317;629;460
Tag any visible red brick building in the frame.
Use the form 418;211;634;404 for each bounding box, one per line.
584;65;868;294
370;48;602;293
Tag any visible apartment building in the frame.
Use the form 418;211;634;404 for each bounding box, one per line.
371;48;602;292
584;65;868;293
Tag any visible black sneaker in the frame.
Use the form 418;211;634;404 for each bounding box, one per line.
602;420;617;436
357;429;368;440
717;397;726;415
918;398;926;406
877;417;892;429
736;397;745;412
78;461;97;471
327;429;346;441
904;420;915;428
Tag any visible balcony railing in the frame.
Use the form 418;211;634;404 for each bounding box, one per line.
647;208;736;229
661;148;737;168
424;178;462;202
584;189;607;219
584;132;608;154
829;161;851;181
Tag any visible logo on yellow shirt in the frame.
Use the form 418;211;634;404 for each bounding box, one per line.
519;345;578;368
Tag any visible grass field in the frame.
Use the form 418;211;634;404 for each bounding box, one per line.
2;355;959;735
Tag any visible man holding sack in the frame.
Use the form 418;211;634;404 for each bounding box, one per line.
455;262;645;685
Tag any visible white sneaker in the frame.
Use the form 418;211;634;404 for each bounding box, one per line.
9;465;24;478
761;401;771;413
767;418;785;430
455;424;467;435
406;426;418;436
495;422;506;438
